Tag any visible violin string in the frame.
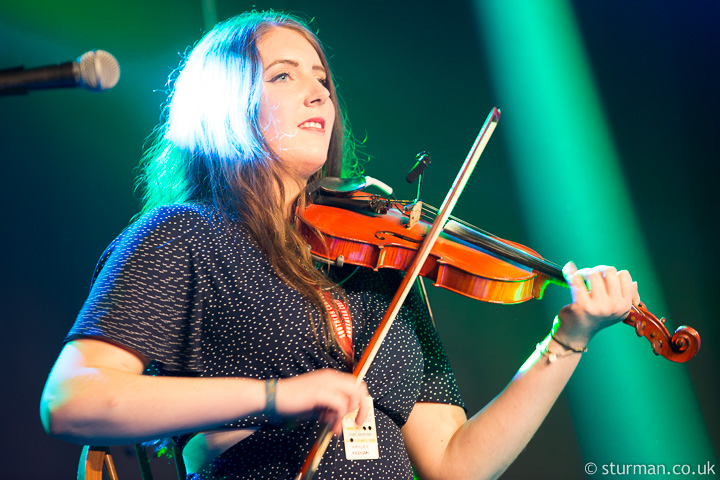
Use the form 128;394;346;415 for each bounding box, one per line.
343;194;470;231
319;193;564;273
345;194;539;246
419;204;564;272
333;194;565;270
420;204;499;239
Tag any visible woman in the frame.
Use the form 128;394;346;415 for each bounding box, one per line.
40;11;639;479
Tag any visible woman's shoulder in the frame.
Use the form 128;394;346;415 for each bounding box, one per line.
130;203;224;237
135;203;217;229
88;204;244;288
105;203;224;255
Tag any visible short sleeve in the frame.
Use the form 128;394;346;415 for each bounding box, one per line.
66;204;211;373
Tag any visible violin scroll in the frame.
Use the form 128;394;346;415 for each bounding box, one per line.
623;303;700;363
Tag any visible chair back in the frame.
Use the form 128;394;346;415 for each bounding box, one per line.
77;444;186;480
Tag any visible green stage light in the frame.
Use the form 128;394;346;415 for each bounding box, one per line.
474;0;715;470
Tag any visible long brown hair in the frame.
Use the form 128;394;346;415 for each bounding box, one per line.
136;11;360;356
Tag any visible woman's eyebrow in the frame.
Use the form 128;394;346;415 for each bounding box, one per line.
265;59;326;74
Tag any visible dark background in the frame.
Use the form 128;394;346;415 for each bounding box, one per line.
1;0;718;478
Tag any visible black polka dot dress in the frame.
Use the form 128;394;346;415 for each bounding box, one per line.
67;204;465;479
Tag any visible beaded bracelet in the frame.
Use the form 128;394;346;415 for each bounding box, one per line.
536;339;583;363
536;317;588;363
551;332;588;354
549;315;588;352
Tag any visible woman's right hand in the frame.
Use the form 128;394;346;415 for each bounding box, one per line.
41;339;369;443
275;369;370;434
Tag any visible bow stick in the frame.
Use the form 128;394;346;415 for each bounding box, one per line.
296;107;502;480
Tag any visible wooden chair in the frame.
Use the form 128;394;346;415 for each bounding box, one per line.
78;444;186;480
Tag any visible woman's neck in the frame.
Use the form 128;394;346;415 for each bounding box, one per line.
281;176;307;221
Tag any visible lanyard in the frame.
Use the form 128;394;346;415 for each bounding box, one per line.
320;291;353;367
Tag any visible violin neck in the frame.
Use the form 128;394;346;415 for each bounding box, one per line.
443;220;566;286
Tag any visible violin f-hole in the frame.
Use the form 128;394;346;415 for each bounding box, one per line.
375;231;424;244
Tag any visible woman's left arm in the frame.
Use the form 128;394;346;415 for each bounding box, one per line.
402;263;639;480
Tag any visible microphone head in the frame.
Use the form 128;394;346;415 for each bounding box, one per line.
77;50;120;91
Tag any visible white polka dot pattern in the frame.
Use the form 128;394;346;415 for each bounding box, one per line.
67;204;465;479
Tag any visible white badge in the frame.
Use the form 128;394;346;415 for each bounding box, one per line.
342;396;379;460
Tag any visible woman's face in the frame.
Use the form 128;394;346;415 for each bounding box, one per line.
257;27;336;180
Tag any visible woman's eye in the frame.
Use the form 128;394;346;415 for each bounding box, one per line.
317;77;329;88
270;72;291;82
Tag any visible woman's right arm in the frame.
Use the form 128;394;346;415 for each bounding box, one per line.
41;338;366;445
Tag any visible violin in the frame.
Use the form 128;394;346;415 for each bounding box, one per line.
298;188;701;363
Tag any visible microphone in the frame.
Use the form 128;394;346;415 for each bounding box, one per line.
405;151;432;184
0;50;120;96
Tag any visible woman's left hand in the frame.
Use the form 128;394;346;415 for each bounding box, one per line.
555;261;641;349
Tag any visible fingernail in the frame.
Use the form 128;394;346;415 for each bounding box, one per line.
562;261;576;278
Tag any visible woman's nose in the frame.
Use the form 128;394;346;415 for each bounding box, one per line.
305;78;330;107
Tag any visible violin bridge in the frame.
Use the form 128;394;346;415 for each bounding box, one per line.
404;201;423;229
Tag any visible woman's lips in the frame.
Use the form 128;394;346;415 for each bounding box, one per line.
298;117;325;131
